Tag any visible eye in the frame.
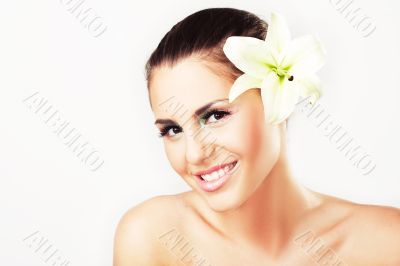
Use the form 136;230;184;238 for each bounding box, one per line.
201;109;231;125
158;125;182;138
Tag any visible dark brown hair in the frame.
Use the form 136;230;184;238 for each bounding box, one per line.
144;7;268;108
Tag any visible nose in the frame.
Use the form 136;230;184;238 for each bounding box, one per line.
184;126;214;165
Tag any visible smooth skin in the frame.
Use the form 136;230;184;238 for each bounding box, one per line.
113;56;400;266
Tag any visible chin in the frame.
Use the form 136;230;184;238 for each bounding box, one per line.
203;192;248;213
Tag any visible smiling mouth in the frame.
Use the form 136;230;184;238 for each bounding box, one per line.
196;160;238;182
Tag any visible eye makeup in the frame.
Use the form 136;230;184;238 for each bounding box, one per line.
157;107;233;138
157;124;182;138
155;96;239;139
198;108;232;127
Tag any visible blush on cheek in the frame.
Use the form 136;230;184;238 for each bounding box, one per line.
239;107;266;159
210;106;266;169
165;144;186;177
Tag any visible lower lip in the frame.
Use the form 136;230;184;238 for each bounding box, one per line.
194;161;239;192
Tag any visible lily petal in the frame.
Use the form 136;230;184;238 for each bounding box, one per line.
260;72;299;125
296;74;322;106
281;35;326;75
228;74;263;103
265;12;291;54
223;36;275;79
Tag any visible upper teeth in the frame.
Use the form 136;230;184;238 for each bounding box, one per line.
200;161;236;182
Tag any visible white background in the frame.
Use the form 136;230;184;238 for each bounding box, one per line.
0;0;399;265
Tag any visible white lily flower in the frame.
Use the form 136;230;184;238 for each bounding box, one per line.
223;12;326;125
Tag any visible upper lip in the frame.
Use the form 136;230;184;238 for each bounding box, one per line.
192;161;237;176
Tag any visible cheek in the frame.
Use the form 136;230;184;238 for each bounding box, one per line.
233;106;266;159
164;142;186;176
220;103;280;169
207;106;266;167
244;115;265;158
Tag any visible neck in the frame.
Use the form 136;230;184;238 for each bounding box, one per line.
194;135;321;257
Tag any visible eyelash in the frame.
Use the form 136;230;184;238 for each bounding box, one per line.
201;108;231;124
158;125;182;138
157;108;232;138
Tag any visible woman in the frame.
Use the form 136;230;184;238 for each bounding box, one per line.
114;7;400;266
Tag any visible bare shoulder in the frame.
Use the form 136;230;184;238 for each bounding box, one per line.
319;194;400;265
345;203;400;264
113;194;186;266
295;191;400;265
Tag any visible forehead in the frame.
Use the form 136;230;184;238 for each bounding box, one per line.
150;57;233;119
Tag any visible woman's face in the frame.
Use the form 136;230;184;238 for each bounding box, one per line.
150;56;283;212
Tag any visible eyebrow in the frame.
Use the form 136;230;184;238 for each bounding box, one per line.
154;98;229;125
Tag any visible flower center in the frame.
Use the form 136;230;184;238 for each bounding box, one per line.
272;66;294;81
